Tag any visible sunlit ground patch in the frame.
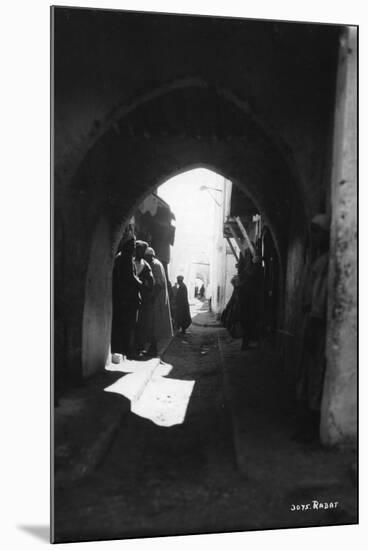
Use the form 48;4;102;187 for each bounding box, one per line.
133;376;195;427
104;359;195;427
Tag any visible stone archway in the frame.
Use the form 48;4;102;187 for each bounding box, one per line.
61;83;306;382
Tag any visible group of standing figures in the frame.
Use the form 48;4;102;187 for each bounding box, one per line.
221;214;330;442
111;227;191;362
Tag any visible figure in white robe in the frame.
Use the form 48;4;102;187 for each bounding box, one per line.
144;247;173;355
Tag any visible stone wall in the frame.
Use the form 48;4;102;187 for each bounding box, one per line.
321;27;357;446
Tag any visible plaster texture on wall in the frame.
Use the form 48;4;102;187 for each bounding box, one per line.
82;216;114;379
321;27;357;446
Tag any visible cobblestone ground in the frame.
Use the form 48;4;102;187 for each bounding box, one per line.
54;324;357;543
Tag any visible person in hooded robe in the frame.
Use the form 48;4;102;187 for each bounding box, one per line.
221;270;243;338
144;247;173;356
238;245;262;350
294;213;330;442
111;226;142;362
199;283;205;299
134;240;154;355
174;275;192;334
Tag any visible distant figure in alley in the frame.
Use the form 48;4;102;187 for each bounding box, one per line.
174;275;192;335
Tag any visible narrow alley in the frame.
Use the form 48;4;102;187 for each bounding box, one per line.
54;311;356;543
52;8;357;544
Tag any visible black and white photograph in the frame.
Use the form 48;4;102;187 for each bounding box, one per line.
50;4;358;544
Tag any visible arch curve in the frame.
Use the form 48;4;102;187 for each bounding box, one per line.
67;82;307;379
65;78;305;207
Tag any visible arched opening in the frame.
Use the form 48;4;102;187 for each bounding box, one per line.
61;83;305;382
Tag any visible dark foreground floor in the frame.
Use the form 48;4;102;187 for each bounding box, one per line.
53;324;357;543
